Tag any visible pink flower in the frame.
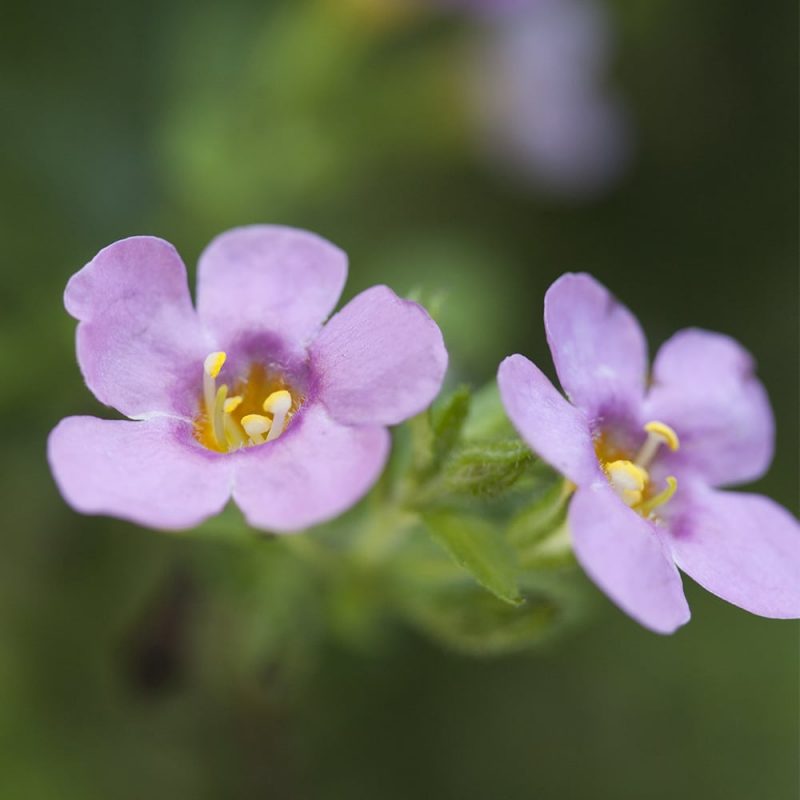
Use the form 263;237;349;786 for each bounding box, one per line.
48;226;447;533
498;273;799;633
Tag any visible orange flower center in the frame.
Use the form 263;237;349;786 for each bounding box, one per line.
194;353;303;453
594;421;680;518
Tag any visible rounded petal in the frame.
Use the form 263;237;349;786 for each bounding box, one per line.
667;484;800;618
48;416;233;530
544;273;647;421
497;354;599;485
232;403;390;533
196;225;348;347
644;328;774;487
66;237;210;418
310;286;448;427
569;481;690;634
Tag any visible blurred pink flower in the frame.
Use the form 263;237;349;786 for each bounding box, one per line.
459;0;632;195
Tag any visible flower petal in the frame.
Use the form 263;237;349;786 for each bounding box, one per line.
544;273;647;421
497;354;599;485
569;481;690;634
48;416;232;530
310;286;448;426
66;237;209;418
644;328;774;487
196;225;347;347
667;483;800;618
232;403;390;533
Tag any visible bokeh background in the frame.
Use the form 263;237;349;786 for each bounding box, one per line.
1;0;797;797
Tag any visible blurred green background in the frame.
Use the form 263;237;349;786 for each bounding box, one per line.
1;0;797;797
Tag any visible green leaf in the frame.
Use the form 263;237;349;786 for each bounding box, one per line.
519;522;575;569
429;385;471;466
442;439;534;498
508;479;570;548
461;381;517;441
396;564;593;657
423;511;522;605
405;286;447;324
399;583;561;657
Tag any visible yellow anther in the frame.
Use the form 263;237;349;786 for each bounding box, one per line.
606;460;649;507
606;460;648;491
263;390;293;442
623;490;644;506
635;420;680;469
223;395;243;414
639;476;678;517
241;414;271;435
241;414;272;445
204;351;227;378
262;390;292;414
644;421;680;452
195;360;305;453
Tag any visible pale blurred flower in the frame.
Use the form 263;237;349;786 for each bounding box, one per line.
452;0;632;196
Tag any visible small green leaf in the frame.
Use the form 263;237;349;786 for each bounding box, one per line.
443;439;534;498
429;386;471;466
461;381;517;441
508;479;570;548
405;287;447;324
519;521;575;569
423;511;522;605
399;583;561;656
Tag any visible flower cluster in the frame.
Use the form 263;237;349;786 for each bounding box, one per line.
49;229;799;635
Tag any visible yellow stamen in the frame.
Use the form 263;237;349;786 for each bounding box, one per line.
263;390;292;442
606;460;648;490
203;351;228;423
222;395;245;449
203;351;227;379
241;413;272;445
644;421;680;451
223;395;243;414
223;413;246;450
262;389;292;413
639;476;678;516
598;423;681;515
636;420;680;469
194;361;303;453
606;460;649;507
211;384;228;448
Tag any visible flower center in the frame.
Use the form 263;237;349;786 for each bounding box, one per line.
194;351;303;453
596;421;680;518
